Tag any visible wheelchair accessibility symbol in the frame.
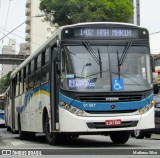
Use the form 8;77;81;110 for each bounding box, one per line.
112;78;124;91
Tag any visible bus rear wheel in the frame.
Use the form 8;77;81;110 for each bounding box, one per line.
109;131;130;144
44;114;59;145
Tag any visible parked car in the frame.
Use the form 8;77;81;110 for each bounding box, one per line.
132;85;160;139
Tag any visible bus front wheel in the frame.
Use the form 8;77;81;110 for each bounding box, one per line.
44;114;59;145
18;117;27;140
109;131;130;144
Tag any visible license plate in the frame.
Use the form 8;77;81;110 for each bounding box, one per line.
105;119;121;126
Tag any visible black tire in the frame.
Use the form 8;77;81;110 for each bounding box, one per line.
110;131;130;144
145;133;152;138
71;134;79;139
28;132;36;140
18;117;27;140
7;126;11;132
134;130;145;139
44;114;59;145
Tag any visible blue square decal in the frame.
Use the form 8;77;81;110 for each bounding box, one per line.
112;78;124;91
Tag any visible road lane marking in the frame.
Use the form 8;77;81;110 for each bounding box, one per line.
11;141;25;146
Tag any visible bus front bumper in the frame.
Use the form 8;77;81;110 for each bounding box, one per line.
58;106;155;132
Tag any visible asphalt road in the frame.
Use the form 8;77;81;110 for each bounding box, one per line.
0;127;160;157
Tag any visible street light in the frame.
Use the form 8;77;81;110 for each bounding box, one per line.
0;14;45;41
81;63;92;77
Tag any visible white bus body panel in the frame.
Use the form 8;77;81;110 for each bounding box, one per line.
14;89;50;133
59;106;154;132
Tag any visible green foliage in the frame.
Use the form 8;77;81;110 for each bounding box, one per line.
40;0;134;26
0;71;12;94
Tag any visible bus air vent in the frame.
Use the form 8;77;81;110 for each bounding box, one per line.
79;95;144;102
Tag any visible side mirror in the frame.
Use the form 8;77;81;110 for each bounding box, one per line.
153;84;159;94
155;103;160;108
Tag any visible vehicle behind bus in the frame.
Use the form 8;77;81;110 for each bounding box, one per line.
0;95;6;127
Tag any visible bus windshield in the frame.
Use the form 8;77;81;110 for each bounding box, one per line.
60;45;152;92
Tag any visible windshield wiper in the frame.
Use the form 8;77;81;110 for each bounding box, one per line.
117;42;132;80
83;41;102;78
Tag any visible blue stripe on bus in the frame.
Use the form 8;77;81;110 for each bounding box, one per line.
59;92;154;111
16;83;50;113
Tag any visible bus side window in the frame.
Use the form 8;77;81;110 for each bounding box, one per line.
41;49;50;84
15;74;19;97
19;70;23;95
24;65;29;91
41;64;49;83
28;61;35;89
35;55;41;87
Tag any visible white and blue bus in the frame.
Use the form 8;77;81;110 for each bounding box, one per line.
0;95;6;127
7;22;154;144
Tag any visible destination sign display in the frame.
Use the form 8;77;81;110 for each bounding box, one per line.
62;27;140;39
74;28;138;38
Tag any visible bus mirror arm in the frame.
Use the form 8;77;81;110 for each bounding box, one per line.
56;62;60;75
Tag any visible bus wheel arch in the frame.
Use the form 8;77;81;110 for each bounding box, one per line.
42;107;59;145
18;113;26;140
42;107;48;133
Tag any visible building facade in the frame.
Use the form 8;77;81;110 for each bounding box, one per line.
25;0;57;54
25;0;140;54
1;39;16;77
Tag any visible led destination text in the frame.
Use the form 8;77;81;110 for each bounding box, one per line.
74;28;138;38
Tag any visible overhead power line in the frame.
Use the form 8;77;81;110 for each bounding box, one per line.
3;0;12;38
150;31;160;35
0;14;45;42
0;26;48;38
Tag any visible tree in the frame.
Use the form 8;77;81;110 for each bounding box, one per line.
40;0;134;26
0;71;12;94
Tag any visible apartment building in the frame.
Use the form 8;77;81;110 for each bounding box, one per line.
25;0;140;54
25;0;57;54
1;39;16;77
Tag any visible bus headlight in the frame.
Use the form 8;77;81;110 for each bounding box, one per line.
60;102;84;116
139;100;154;115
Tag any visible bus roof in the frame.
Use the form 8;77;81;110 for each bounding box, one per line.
11;22;147;78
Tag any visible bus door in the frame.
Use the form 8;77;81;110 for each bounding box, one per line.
50;46;59;131
11;78;16;131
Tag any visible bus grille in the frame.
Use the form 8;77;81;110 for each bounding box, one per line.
79;94;144;102
85;110;137;114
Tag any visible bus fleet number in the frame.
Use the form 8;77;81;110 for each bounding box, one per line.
83;103;96;108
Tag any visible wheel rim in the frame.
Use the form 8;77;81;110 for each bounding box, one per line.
134;129;140;137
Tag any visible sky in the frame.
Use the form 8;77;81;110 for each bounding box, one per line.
0;0;160;54
0;0;26;53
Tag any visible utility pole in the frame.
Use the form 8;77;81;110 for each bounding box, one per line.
136;0;140;26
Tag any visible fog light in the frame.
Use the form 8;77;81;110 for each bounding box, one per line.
77;110;84;116
65;104;71;110
70;108;77;113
